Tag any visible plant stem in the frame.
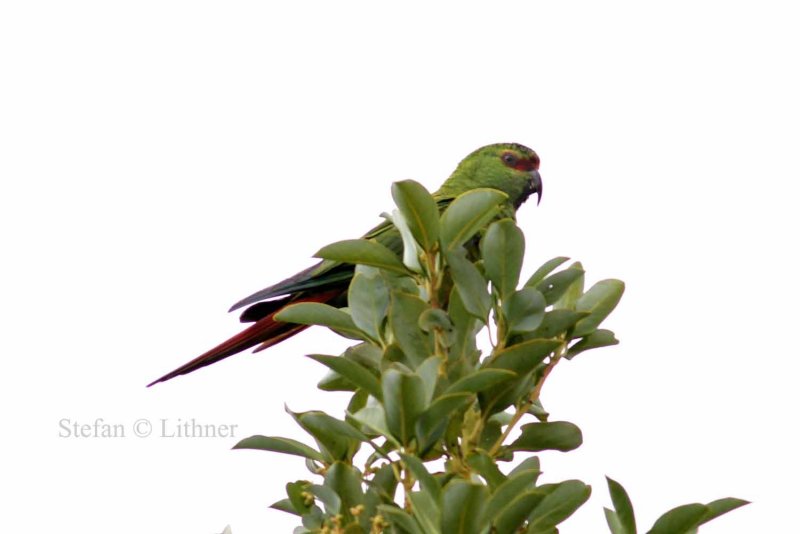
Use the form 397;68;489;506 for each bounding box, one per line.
487;344;565;456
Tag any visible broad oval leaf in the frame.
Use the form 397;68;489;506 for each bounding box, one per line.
416;392;473;451
348;272;389;342
275;302;363;340
445;248;491;323
525;256;571;287
572;279;625;337
508;421;583;452
567;329;619;359
441;480;490;534
439;188;508;252
554;261;585;311
233;435;325;462
349;405;395;444
307;354;382;401
481;218;525;299
389;291;434;367
530;309;590;339
309;483;341;515
466;451;506;489
400;453;442;502
382;368;427;445
315;239;411;275
486;339;561;375
444;369;518;395
503;287;546;337
324;462;364;522
483;469;541;525
291;409;367;462
535;265;586;306
408;491;442;534
392;180;440;252
527;480;591;531
493;490;547;534
378;505;424;534
286;480;313;516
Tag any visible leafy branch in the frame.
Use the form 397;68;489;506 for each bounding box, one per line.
231;180;747;534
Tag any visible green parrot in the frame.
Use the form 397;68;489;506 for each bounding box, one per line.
148;143;541;386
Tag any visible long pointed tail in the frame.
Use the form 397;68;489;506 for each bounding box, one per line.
148;290;341;386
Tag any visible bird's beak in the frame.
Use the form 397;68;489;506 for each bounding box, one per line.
529;170;542;205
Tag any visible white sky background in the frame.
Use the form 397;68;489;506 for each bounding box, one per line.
1;1;798;532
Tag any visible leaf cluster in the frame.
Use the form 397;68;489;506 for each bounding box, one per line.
233;181;747;533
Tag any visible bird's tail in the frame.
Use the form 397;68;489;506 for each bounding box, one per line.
147;289;341;387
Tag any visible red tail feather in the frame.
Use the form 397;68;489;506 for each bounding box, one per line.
148;289;342;386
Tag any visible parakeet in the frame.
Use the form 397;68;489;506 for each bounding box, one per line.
148;143;541;386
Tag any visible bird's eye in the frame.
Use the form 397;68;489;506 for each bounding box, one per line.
502;153;519;166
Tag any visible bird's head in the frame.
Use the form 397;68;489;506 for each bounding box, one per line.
438;143;542;208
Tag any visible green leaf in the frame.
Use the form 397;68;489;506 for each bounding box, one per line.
527;480;591;531
301;505;325;531
400;453;442;502
348;271;389;342
408;491;442;534
315;239;411;275
317;369;355;392
382;368;427;445
508;421;583;452
350;405;395;443
389;291;434;367
291;409;367;462
529;309;590;339
525;256;570;287
448;286;482;367
647;503;708;534
441;480;489;534
416;392;473;451
365;464;398;509
286;480;313;516
486;339;561;375
567;329;619;359
509;456;541;479
554;261;584;311
378;504;424;534
483;469;540;525
269;498;298;516
444;369;517;395
418;308;455;347
307;354;382;401
606;477;637;534
324;462;364;521
416;355;440;405
481;219;525;299
572;279;625;337
275;302;363;340
309;483;341;515
392;180;440;253
466;451;506;489
439;188;508;252
494;491;547;534
232;435;325;463
605;508;625;534
344;342;382;371
535;265;586;306
445;248;492;323
697;498;749;526
503;287;546;336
